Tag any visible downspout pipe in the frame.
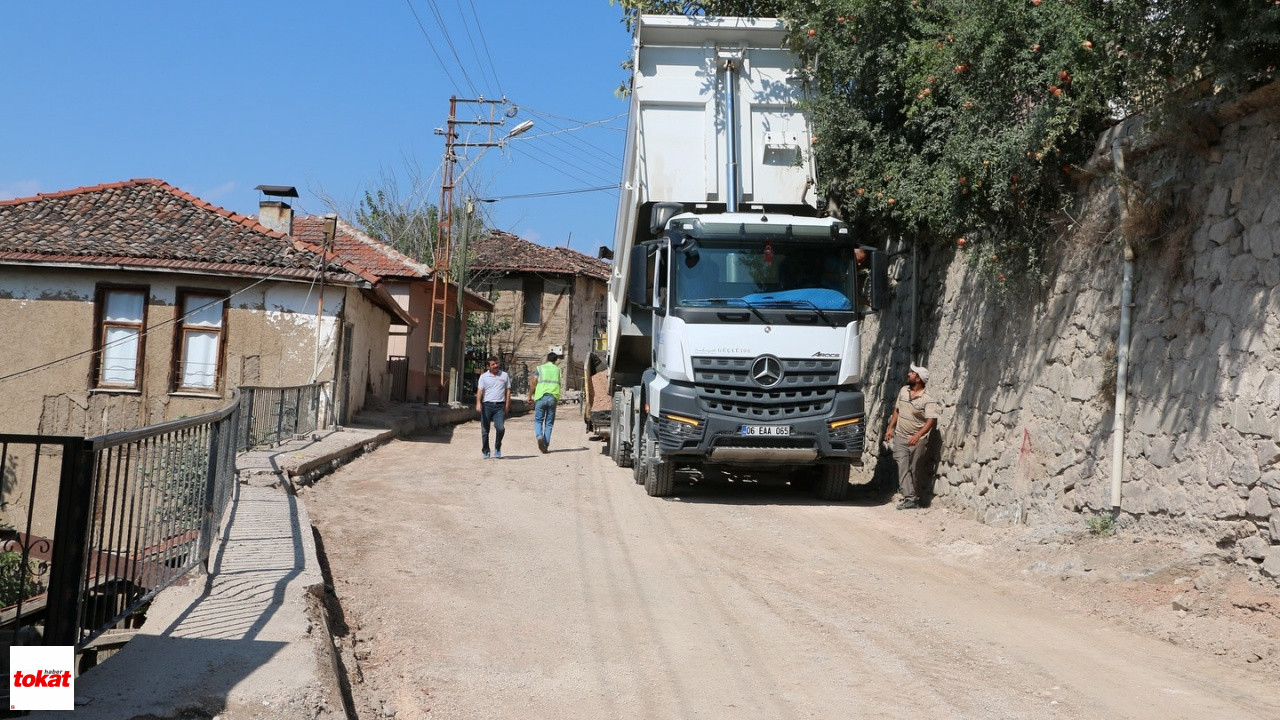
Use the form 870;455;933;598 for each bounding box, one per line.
1110;138;1134;516
721;52;740;213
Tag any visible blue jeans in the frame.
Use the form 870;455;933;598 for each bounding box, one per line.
480;402;505;454
533;394;558;448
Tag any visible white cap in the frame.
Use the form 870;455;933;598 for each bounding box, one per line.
910;364;929;384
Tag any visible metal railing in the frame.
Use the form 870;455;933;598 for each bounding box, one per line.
237;383;328;451
0;391;241;656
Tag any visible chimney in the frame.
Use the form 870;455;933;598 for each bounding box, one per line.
255;184;299;235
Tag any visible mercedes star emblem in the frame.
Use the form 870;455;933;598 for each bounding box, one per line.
750;355;783;388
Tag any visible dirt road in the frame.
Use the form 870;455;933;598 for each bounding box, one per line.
303;413;1280;720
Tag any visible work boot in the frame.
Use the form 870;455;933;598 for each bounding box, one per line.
896;496;920;510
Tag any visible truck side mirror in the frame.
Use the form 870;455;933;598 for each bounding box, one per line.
867;249;889;312
627;245;651;308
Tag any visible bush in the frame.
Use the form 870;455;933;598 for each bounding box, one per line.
0;550;38;607
614;0;1280;285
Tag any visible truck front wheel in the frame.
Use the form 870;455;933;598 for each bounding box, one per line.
645;447;675;497
815;464;850;501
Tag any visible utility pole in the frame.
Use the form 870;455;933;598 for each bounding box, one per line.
429;96;508;403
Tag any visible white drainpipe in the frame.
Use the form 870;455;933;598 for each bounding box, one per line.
1110;138;1134;513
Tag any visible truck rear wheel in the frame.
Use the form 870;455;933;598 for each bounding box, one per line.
815;464;850;501
632;417;647;484
645;448;675;497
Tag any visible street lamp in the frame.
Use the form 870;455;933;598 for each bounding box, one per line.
430;99;534;404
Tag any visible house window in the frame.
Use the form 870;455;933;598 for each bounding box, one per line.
522;278;543;324
175;292;226;392
95;287;146;388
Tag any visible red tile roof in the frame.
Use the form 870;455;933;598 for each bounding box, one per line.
468;230;611;281
0;179;351;282
293;216;433;281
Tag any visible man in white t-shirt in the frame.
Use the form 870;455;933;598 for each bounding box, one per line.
475;356;511;459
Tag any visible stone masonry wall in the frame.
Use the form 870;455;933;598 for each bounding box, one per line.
859;89;1280;570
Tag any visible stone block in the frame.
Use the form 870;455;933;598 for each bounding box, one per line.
1247;486;1273;518
1144;483;1170;514
1245;223;1275;261
1122;479;1148;514
1204;443;1231;487
1165;484;1191;516
1213;492;1244;520
1069;376;1096;402
1262;548;1280;579
1240;535;1269;560
1227;252;1259;281
1261;195;1280;225
1146;435;1175;468
1190;226;1212;254
1207;217;1241;245
1256;441;1280;470
1231;400;1274;439
1205;185;1231;218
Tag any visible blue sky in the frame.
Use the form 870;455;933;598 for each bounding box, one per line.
1;2;631;254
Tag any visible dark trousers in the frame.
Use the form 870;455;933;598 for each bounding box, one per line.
480;402;505;454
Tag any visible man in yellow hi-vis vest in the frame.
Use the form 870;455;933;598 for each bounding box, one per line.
532;351;562;453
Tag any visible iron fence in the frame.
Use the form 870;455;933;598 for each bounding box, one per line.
0;391;240;663
237;383;328;451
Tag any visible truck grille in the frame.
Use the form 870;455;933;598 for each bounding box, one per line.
691;357;839;420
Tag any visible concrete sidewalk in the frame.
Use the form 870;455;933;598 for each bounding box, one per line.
37;401;501;720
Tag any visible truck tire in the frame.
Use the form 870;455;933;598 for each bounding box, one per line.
645;448;675;497
815;464;850;501
609;391;625;467
632;417;647;484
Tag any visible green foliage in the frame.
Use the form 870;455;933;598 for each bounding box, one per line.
467;308;512;349
613;0;1280;285
356;188;490;282
356;189;441;266
0;550;38;607
1085;511;1117;538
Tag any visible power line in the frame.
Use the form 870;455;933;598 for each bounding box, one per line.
402;0;466;94
461;0;504;97
512;142;618;186
418;0;482;96
483;184;618;201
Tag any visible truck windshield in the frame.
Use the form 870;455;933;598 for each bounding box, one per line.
673;242;859;311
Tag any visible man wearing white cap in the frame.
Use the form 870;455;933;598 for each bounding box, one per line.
883;364;940;509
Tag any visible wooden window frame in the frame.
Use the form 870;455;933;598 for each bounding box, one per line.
91;284;149;390
522;277;543;325
171;289;228;394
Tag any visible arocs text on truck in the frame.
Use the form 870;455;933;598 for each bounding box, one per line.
600;15;889;499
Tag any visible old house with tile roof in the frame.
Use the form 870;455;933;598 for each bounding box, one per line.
293;215;491;404
0;178;422;435
467;230;611;396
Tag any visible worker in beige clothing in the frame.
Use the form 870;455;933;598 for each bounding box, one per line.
883;364;940;509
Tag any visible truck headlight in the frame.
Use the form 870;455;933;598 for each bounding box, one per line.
828;416;864;443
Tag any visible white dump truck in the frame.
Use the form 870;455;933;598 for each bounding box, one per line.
603;15;888;499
